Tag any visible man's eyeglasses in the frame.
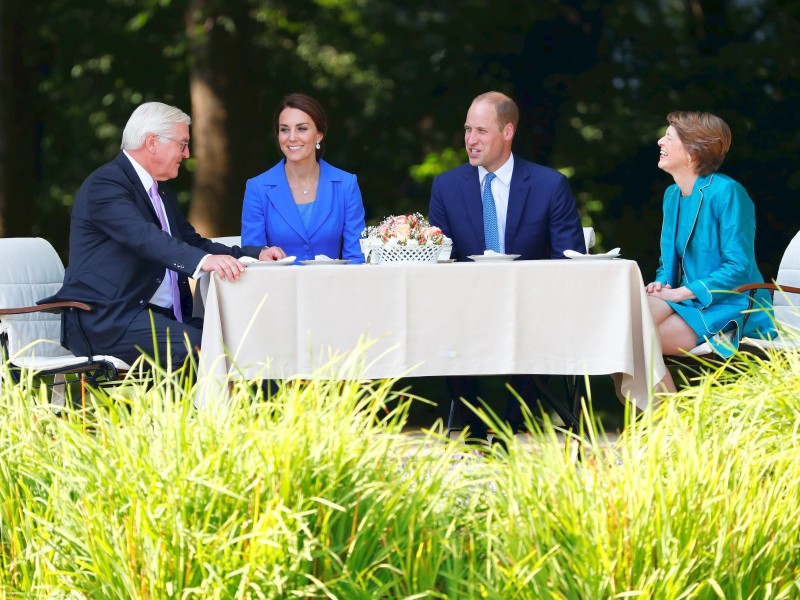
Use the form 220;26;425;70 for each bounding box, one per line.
158;135;190;152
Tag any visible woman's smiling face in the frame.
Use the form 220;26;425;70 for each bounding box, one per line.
278;108;322;164
658;125;693;176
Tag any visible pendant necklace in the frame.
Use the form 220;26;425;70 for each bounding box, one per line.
293;166;318;195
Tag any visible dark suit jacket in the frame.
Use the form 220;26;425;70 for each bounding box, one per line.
41;151;262;349
428;157;585;261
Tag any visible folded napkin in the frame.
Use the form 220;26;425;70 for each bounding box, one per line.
563;247;621;259
239;255;296;265
483;250;501;256
314;254;334;261
584;227;596;249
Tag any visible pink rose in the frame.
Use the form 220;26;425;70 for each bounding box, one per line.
419;226;443;244
394;223;411;240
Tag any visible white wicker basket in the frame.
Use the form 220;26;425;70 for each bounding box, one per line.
371;244;442;264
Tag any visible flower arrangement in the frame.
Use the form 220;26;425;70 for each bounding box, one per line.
363;213;446;247
361;213;451;263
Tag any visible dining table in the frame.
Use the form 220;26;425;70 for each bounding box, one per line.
195;257;667;410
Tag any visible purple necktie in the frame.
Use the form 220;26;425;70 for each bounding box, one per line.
148;181;183;323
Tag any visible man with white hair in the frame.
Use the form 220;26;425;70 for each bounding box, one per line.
42;102;285;369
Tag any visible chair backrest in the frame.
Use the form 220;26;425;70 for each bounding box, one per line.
0;238;71;359
773;230;800;331
583;227;596;252
211;235;242;247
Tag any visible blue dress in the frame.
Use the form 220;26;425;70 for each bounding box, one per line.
296;201;315;231
655;172;774;356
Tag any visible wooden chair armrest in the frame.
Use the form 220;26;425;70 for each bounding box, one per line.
0;301;93;316
736;282;800;295
735;281;800;332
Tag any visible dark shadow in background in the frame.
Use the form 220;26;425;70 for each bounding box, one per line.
396;374;626;433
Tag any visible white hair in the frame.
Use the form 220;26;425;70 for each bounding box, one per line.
120;102;191;150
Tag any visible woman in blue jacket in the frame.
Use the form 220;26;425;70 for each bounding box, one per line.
242;93;366;263
646;111;774;389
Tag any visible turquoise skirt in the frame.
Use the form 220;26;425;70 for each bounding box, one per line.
667;288;775;356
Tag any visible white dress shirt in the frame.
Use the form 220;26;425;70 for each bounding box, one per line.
478;153;515;254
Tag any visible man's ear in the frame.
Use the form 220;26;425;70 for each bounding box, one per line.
145;133;159;153
503;122;515;141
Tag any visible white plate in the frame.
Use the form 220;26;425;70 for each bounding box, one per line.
438;258;456;263
563;248;621;260
467;254;521;262
299;259;351;265
241;255;296;266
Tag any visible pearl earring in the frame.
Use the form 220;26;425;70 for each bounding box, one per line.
315;142;321;150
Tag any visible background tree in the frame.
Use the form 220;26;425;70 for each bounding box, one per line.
0;0;41;239
185;0;263;236
1;0;799;283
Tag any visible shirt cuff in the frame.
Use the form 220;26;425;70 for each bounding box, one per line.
193;254;210;278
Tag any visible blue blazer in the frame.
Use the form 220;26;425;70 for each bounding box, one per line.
41;152;261;348
428;157;585;261
656;172;774;355
241;159;366;263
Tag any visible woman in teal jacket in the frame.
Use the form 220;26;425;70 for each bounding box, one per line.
646;111;774;390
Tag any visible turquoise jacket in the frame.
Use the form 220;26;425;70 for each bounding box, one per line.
655;172;774;356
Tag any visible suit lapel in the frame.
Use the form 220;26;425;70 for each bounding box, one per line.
505;161;530;250
114;152;164;227
306;160;336;238
462;167;484;245
666;193;680;285
264;164;309;241
666;174;711;285
662;186;683;285
683;174;712;250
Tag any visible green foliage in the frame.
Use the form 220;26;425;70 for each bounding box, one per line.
408;148;464;187
2;346;800;597
7;0;800;268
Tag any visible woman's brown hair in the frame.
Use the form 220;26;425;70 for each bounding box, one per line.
667;111;732;176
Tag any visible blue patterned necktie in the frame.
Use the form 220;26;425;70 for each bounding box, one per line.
148;181;184;323
482;172;500;252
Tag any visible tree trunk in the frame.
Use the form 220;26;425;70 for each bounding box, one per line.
0;0;37;238
185;0;260;238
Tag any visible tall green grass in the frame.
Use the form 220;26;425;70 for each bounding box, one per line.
1;347;800;598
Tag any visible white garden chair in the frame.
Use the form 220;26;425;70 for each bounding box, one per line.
0;238;130;406
681;230;800;359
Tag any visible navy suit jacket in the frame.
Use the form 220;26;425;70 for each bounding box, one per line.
428;157;585;261
42;152;262;349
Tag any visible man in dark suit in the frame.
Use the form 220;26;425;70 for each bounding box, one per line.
428;91;586;440
42;102;285;369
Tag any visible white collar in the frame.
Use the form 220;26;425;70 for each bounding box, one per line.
478;153;514;186
123;149;155;192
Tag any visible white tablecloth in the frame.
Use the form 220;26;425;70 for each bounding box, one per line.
196;260;665;409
